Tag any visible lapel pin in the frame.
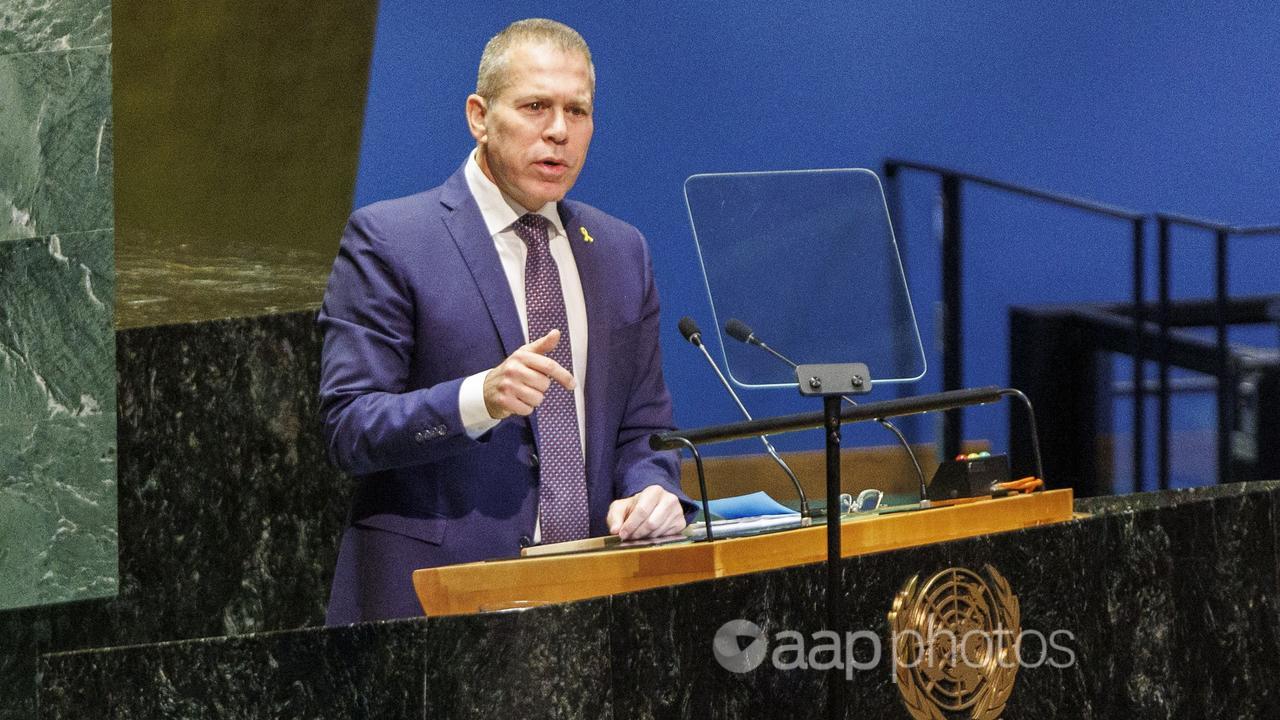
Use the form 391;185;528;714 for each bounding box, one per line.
579;226;594;243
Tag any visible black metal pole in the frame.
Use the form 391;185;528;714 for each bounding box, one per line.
941;175;964;459
824;394;844;720
1215;228;1231;484
667;437;713;542
651;387;1005;449
1157;218;1171;490
1131;218;1145;491
882;163;920;442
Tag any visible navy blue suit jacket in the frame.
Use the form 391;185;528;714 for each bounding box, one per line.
318;164;690;623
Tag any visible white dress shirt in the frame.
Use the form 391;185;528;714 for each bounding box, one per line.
457;151;590;542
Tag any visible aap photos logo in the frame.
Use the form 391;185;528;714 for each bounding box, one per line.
713;619;768;673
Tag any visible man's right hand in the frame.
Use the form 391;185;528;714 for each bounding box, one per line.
483;329;576;419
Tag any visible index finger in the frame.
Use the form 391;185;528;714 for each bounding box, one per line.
606;497;633;535
523;328;561;355
521;352;576;391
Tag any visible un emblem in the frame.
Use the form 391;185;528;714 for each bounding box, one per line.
888;565;1020;719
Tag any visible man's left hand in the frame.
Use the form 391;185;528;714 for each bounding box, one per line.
607;485;686;540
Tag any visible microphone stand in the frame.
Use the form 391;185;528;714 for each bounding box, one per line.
678;317;811;522
799;364;867;720
667;436;713;542
725;320;930;508
690;339;811;521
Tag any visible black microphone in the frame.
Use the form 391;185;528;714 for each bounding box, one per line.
721;317;930;509
677;316;810;520
678;316;702;345
724;318;797;368
724;318;757;345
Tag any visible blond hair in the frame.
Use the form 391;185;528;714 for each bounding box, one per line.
476;19;595;101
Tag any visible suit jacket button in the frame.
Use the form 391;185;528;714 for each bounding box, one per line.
414;432;424;443
519;535;534;548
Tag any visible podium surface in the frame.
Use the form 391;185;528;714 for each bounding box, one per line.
414;490;1073;616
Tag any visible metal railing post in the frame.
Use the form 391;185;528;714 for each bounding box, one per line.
1157;217;1171;490
1131;218;1146;491
881;162;922;443
941;174;963;459
1215;228;1231;483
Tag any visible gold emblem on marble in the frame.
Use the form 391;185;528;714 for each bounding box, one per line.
888;565;1020;719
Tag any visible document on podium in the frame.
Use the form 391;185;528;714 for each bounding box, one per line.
682;490;805;539
683;513;804;540
705;490;796;519
520;492;803;557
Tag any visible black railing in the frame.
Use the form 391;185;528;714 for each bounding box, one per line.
1154;215;1280;487
1010;297;1280;494
882;159;1149;487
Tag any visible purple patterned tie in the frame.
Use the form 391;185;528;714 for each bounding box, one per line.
514;213;589;543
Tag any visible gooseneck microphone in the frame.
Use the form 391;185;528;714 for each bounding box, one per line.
678;317;811;521
722;317;929;503
725;318;795;369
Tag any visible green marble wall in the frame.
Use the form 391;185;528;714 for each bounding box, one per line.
0;0;116;610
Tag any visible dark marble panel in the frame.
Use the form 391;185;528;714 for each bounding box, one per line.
608;519;1103;719
0;230;116;611
33;482;1280;719
1075;479;1280;516
0;47;112;242
974;519;1104;719
612;494;1280;720
613;559;875;719
0;0;110;55
1097;502;1189;716
113;311;350;640
1173;491;1280;718
0;310;351;719
39;619;429;720
422;600;613;720
0;598;115;720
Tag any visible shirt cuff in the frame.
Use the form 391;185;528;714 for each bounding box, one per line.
459;370;502;439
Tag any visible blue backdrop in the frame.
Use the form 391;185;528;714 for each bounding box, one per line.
353;2;1280;480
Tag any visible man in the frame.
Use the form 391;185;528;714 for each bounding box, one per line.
318;19;693;624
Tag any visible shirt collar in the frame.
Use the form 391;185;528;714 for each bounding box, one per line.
464;149;566;239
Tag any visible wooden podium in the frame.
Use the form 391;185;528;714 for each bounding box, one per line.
413;489;1074;617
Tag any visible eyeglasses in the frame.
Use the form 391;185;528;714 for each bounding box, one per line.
839;488;884;515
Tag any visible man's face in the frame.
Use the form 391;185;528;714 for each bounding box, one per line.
467;42;594;212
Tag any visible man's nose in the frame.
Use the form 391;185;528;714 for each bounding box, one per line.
543;108;568;144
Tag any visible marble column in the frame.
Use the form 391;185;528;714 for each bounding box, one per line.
0;0;116;612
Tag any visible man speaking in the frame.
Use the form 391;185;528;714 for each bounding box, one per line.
318;19;693;624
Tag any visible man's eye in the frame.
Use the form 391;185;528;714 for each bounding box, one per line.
527;102;544;111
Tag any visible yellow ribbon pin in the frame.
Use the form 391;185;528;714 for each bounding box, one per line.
579;226;594;243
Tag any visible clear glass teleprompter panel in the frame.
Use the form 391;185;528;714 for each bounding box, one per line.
684;169;926;389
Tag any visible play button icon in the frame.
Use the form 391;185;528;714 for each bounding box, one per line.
713;619;768;673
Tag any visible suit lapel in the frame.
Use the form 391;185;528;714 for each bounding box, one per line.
439;167;526;357
561;203;610;489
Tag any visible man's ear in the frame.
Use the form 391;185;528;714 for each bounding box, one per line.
466;94;488;143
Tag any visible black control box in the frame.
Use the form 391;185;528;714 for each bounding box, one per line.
927;453;1011;503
